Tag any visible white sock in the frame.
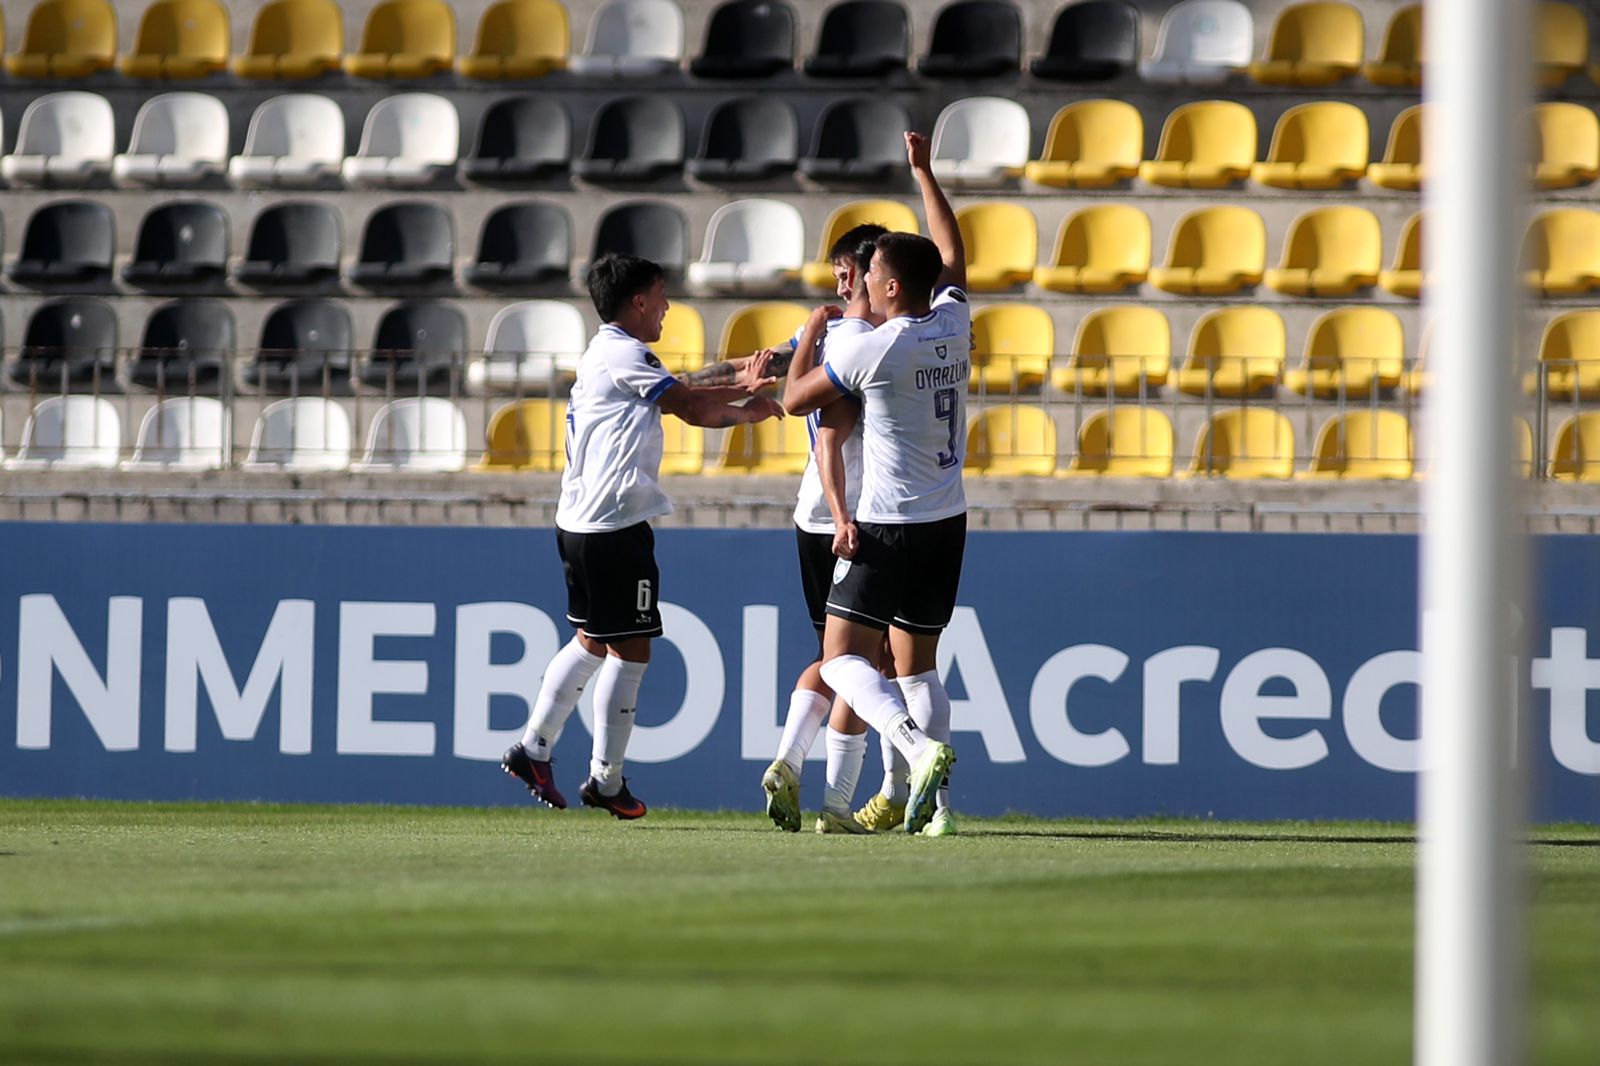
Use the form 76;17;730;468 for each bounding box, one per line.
775;689;831;775
900;670;952;811
819;654;931;763
520;637;605;757
822;728;867;814
590;658;648;797
879;730;910;804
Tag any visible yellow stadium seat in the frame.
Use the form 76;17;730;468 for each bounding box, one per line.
1148;205;1265;295
801;200;920;291
1138;100;1255;188
344;0;454;78
233;0;342;78
1537;1;1588;89
957;203;1035;291
966;406;1056;477
1284;307;1405;398
660;417;705;476
472;400;566;472
8;0;114;76
1300;411;1414;480
719;302;809;359
1060;408;1174;478
1402;320;1434;395
1022;100;1143;189
1524;209;1600;296
117;0;228;78
1363;3;1421;86
1265;206;1381;296
1251;102;1368;189
1379;213;1424;298
655;304;705;376
1249;1;1364;86
1034;204;1149;294
970;304;1052;394
1526;310;1600;401
1533;102;1600;189
709;417;812;476
1518;417;1535;478
1368;104;1424;191
1054;307;1169;397
1188;409;1295;479
458;0;568;79
1549;412;1600;482
1174;307;1286;398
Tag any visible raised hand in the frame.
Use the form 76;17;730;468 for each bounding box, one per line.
745;393;786;421
737;348;778;393
905;131;932;173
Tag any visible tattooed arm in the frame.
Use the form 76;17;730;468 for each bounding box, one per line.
679;347;795;388
655;382;785;428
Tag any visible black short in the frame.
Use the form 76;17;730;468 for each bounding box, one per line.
825;513;967;635
557;522;663;642
795;527;836;632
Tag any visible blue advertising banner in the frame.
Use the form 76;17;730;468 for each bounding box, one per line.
0;522;1595;823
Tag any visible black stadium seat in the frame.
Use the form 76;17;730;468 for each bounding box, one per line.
573;96;684;181
460;95;571;183
687;96;798;180
348;203;454;287
591;202;687;277
12;298;117;390
918;0;1020;78
689;0;794;78
122;201;229;286
363;300;466;392
799;97;912;182
464;202;572;285
246;299;354;393
235;202;342;286
128;299;235;393
805;0;908;77
8;200;113;284
1031;0;1138;81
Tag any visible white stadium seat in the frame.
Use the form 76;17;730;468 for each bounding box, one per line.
112;92;230;187
2;92;114;187
1139;0;1254;85
468;300;587;393
341;93;459;188
351;397;467;472
929;97;1029;188
123;397;231;471
229;94;346;188
243;398;353;471
569;0;683;76
686;199;805;294
7;396;121;470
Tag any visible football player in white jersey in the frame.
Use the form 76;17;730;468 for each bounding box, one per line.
502;253;785;819
782;132;969;836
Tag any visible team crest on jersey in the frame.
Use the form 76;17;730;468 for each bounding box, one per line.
935;343;948;360
644;351;662;368
832;558;851;584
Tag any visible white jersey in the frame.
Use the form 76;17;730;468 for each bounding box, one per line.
821;287;971;524
556;323;678;534
793;316;872;534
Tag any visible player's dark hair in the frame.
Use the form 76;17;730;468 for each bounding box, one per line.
587;253;664;322
872;232;943;304
830;223;888;265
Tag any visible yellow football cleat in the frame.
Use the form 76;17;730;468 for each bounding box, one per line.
761;759;802;833
921;807;958;837
852;793;906;832
815;808;874;835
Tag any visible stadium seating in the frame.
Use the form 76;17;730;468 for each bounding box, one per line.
128;299;233;392
1059;407;1174;478
575;95;684;180
1034;204;1150;294
1139;0;1251;85
1023;100;1143;189
343;0;454;78
7;0;116;77
955;202;1035;291
1252;103;1369;189
690;0;793;78
965;406;1055;476
804;0;907;77
659;417;706;475
1055;306;1170;397
1533;102;1600;189
655;303;706;373
1249;1;1364;86
969;304;1051;394
458;0;568;78
232;0;343;79
1301;411;1414;480
688;97;799;181
460;96;570;182
229;94;345;187
11;298;117;390
719;302;808;359
1517;417;1535;477
2;91;115;186
1264;206;1382;296
362;301;467;392
930;97;1028;188
1549;412;1600;482
1530;311;1600;400
473;400;567;471
1401;319;1433;394
1535;1;1588;89
1031;0;1137;81
245;299;353;391
801;199;918;289
799;97;912;183
1139;100;1255;188
243;398;353;470
118;0;228;78
123;201;229;285
235;202;342;285
1379;213;1424;297
343;93;458;187
467;300;585;392
113;92;228;186
1364;3;1421;86
570;0;681;76
1173;307;1286;398
351;397;468;471
709;417;811;475
1524;209;1600;296
1284;307;1405;398
9;200;115;283
919;0;1019;78
1368;104;1423;190
592;202;687;276
1188;409;1295;479
124;397;230;470
7;396;121;469
688;200;804;294
464;203;572;285
349;202;454;286
1148;205;1265;295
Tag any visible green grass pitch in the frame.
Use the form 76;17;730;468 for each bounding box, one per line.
0;800;1594;1065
